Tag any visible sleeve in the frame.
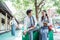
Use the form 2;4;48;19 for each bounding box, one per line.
24;18;28;31
38;17;43;27
48;18;53;26
34;16;37;27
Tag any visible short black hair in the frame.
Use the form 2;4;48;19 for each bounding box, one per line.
26;9;32;15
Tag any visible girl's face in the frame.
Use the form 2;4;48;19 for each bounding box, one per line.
42;11;46;16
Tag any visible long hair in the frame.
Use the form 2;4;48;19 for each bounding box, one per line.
41;16;44;21
45;13;49;20
41;10;49;21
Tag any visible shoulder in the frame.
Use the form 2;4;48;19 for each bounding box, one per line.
24;16;29;21
32;16;35;18
32;16;37;21
49;17;52;19
24;16;28;19
49;17;52;20
39;16;42;21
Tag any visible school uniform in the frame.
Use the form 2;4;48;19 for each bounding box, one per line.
24;16;37;40
39;16;50;40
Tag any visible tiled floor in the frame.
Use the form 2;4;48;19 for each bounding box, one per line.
54;33;60;40
0;30;60;40
0;30;22;40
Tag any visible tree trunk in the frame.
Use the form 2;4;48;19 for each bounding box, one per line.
35;0;38;21
35;0;45;21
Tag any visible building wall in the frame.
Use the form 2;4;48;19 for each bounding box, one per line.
0;13;11;31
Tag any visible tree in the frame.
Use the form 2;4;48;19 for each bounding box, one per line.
2;0;60;22
35;0;45;21
53;0;60;14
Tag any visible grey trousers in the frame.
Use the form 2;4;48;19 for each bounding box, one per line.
28;27;39;40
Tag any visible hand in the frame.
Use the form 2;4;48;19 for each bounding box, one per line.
29;26;35;30
23;30;27;35
31;26;35;29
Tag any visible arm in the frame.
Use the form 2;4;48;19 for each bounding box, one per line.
34;16;37;27
24;16;36;32
24;18;28;31
23;18;28;35
38;17;43;27
23;17;34;35
48;18;53;26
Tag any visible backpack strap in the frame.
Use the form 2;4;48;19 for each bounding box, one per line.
32;16;35;25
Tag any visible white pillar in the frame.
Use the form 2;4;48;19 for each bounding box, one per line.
9;17;11;30
0;13;1;30
5;13;7;31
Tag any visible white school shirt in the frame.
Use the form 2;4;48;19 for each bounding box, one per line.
39;17;53;27
24;16;37;30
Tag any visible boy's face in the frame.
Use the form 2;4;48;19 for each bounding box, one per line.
29;11;32;17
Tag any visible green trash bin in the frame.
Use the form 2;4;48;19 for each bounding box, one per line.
33;31;39;40
49;30;54;40
22;24;54;40
22;30;54;40
22;24;39;40
22;31;39;40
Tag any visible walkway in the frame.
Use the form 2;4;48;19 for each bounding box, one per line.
54;33;60;40
0;30;22;40
0;30;60;40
